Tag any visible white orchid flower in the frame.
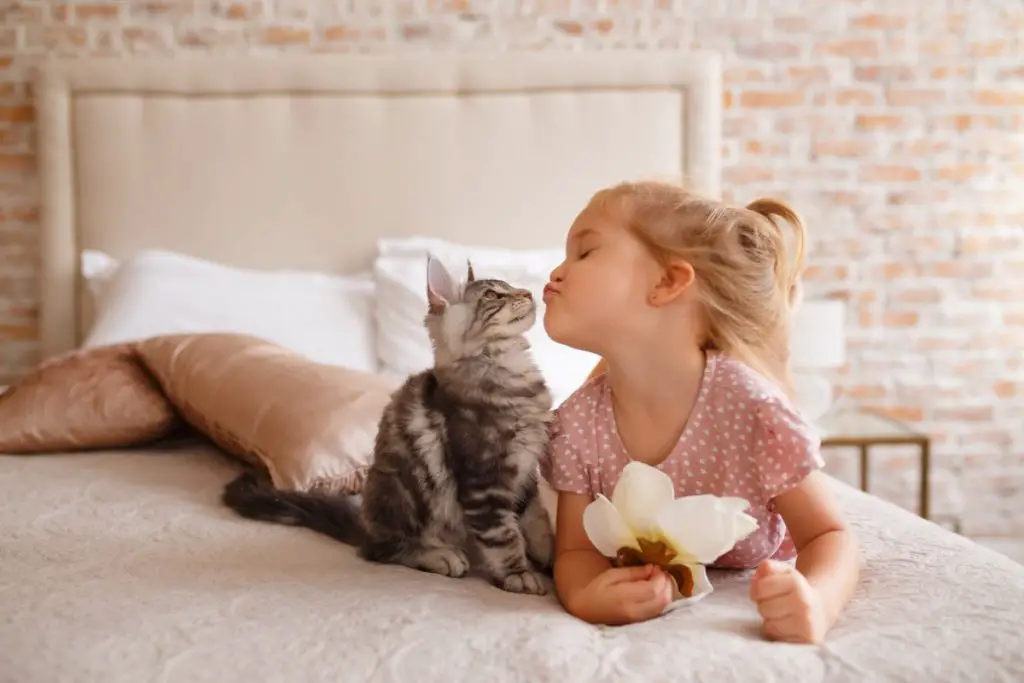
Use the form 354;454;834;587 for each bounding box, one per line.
583;461;759;604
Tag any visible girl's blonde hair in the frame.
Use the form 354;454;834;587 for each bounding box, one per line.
586;180;806;398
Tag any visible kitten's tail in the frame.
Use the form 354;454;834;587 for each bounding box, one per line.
222;473;365;547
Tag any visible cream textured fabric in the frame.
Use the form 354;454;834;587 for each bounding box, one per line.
2;445;1023;682
34;52;722;356
136;334;400;493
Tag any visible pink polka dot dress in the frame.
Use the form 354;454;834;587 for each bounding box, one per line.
541;351;824;569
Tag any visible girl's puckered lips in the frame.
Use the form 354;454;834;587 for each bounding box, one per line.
542;284;560;302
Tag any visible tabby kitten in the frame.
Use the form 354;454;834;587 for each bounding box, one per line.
223;255;555;595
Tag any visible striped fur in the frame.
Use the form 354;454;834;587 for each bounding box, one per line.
222;257;555;595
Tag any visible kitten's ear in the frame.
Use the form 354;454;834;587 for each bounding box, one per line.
426;254;456;314
466;259;475;283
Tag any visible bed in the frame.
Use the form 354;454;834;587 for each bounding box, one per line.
3;51;1024;683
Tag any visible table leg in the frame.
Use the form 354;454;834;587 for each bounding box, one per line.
920;439;930;519
859;445;869;492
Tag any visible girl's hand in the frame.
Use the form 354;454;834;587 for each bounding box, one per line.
572;564;673;625
749;560;826;644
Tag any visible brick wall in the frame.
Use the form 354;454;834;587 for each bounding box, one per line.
1;1;1022;538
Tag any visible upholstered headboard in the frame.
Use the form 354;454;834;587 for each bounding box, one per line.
34;51;722;356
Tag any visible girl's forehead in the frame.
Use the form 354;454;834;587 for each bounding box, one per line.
569;201;629;239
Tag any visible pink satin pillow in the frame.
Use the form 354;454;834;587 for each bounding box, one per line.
0;343;178;452
0;333;400;495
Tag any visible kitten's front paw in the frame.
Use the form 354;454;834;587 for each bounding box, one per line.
419;548;470;578
500;570;547;596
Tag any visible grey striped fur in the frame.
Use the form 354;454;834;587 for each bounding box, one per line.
222;255;555;595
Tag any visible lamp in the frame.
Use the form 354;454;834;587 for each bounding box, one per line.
788;299;846;422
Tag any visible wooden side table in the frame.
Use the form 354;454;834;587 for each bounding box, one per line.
817;409;932;519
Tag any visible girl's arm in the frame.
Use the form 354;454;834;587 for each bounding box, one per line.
554;491;673;624
546;382;671;624
777;471;861;623
750;471;861;643
553;491;612;613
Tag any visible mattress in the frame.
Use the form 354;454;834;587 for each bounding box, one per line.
2;441;1023;683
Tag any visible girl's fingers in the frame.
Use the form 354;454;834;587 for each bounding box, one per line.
616;579;662;603
762;614;810;643
756;594;797;620
750;573;795;603
650;571;670;599
604;564;656;585
628;593;671;622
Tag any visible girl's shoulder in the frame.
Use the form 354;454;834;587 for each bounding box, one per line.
706;353;824;503
707;351;793;411
706;351;820;448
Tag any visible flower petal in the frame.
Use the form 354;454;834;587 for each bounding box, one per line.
663;558;714;598
654;494;759;563
716;496;761;541
660;564;714;614
686;563;714;597
611;461;677;537
733;511;759;541
582;494;640;557
718;496;754;514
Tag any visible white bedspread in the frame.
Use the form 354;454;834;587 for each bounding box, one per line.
2;442;1023;683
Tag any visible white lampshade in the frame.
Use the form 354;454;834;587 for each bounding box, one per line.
789;299;846;369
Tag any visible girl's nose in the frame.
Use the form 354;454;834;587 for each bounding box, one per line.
549;262;566;282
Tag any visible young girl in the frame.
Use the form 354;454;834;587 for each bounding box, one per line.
540;180;860;643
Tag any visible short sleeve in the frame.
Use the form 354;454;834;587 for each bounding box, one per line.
540;403;594;497
752;396;825;505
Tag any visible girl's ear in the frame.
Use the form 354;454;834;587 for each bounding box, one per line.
426;254;457;313
649;260;695;307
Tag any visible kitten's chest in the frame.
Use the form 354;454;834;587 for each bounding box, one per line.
507;409;552;471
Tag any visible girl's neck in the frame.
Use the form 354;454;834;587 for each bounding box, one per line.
603;341;707;415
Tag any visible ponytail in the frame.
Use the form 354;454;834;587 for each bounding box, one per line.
744;197;808;398
745;197;807;308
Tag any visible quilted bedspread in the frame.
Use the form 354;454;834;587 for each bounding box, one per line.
2;441;1023;683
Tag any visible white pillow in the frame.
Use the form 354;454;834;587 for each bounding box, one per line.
80;249;380;373
373;237;599;407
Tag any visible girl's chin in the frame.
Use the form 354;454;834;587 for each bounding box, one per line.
543;316;590;351
542;311;571;344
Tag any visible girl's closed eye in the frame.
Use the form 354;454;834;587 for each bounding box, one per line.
576;238;598;259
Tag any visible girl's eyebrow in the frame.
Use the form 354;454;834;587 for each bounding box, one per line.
571;227;597;243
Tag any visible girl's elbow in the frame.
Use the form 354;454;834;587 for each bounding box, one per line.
554;583;591;623
831;525;864;576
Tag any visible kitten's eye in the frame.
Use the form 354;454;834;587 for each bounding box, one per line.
484;290;500;299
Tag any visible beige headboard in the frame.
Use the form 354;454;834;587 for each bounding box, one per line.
34;51;722;357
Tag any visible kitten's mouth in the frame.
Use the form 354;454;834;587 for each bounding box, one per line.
507;309;534;325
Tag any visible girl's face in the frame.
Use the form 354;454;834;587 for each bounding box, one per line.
543;202;663;354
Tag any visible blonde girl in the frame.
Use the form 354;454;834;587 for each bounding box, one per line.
540;180;860;643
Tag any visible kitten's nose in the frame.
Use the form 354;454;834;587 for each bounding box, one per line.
518;289;533;300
